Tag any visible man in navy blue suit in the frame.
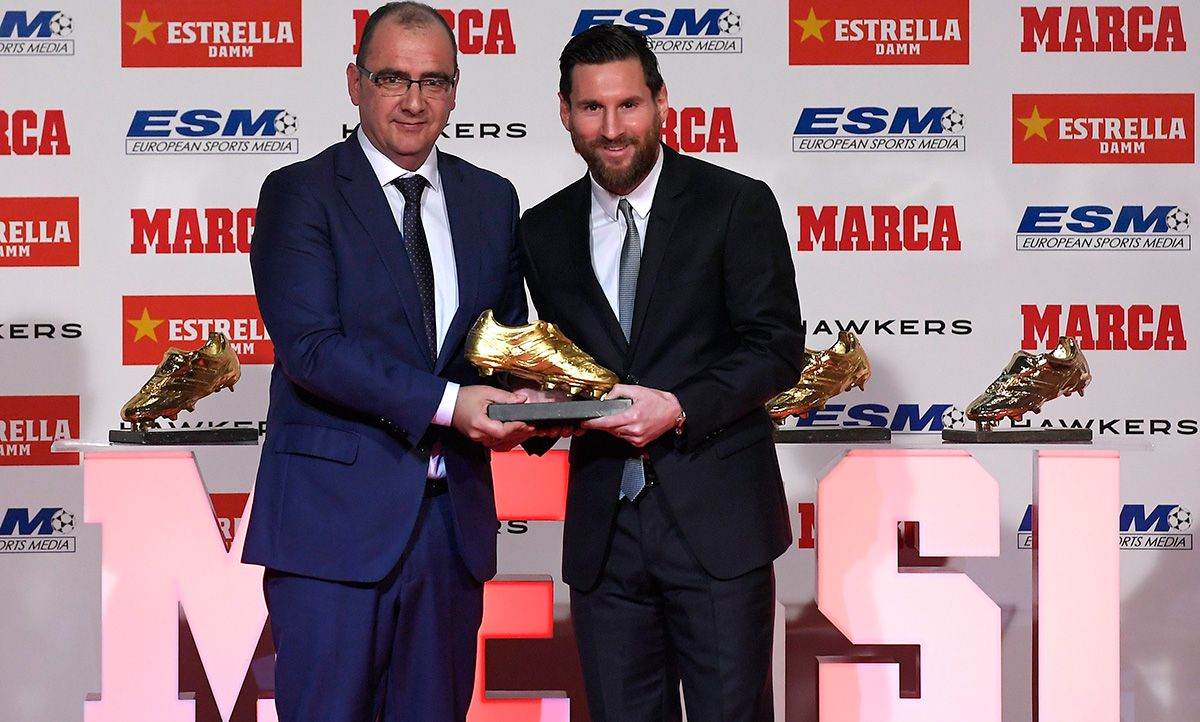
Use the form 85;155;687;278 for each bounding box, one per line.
242;3;538;720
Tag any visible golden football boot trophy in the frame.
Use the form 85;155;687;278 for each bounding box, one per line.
964;336;1091;431
766;331;871;422
120;332;241;431
466;309;618;399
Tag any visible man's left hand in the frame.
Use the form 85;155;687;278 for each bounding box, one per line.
582;383;681;447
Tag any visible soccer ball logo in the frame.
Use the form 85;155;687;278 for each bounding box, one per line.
1166;206;1189;232
51;509;75;535
941;406;967;430
274;111;298;136
718;10;741;34
1168;505;1192;532
49;12;73;37
941;108;965;133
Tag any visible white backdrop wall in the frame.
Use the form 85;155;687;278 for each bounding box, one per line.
1;1;1197;720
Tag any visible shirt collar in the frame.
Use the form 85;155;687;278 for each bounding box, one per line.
589;143;665;223
356;126;441;194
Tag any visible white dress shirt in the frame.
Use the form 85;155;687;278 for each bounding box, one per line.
358;129;459;477
588;148;665;318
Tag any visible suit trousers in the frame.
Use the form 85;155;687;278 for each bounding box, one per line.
264;491;483;722
570;484;776;722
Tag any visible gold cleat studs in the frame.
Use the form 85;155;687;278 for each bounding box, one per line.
465;310;618;399
120;332;242;432
766;331;872;422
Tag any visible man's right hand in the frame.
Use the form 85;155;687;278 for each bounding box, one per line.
451;385;535;451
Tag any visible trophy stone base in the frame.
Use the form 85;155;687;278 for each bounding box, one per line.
488;399;632;423
941;428;1092;443
773;427;892;443
109;428;261;445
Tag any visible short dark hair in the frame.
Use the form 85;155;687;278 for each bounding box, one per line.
355;2;457;70
558;24;664;100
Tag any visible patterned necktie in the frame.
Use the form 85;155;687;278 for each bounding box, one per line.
394;174;437;361
616;198;646;500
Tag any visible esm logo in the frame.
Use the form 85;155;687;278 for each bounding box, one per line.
1021;304;1186;350
661;106;737;153
352;8;515;54
0;9;74;56
130;208;256;254
797;205;961;251
1020;5;1186;52
790;403;963;432
1016;205;1190;251
574;8;743;54
793;106;965;153
0;506;76;553
126;109;298;156
0;109;70;155
1017;503;1193;551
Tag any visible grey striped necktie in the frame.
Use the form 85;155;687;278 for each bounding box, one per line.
616;198;646;501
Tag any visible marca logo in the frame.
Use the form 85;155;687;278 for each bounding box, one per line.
1017;503;1193;550
0;506;77;553
121;0;300;67
0;109;69;156
1021;303;1186;350
797;205;961;251
210;493;249;552
790;403;965;432
1017;204;1190;251
808;318;973;336
1021;5;1186;52
789;0;969;65
1013;93;1195;163
0;197;78;267
122;295;273;365
0;10;74;55
661;106;737;153
130;208;255;254
0;322;82;340
353;8;515;55
573;8;743;54
125;108;298;156
0;396;79;466
792;106;965;152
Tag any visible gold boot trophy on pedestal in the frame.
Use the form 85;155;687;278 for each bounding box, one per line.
942;336;1094;443
110;332;258;444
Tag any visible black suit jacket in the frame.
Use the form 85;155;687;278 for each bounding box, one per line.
518;146;805;589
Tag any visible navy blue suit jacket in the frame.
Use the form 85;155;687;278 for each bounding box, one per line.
242;133;526;584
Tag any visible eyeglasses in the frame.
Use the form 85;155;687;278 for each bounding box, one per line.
356;65;456;98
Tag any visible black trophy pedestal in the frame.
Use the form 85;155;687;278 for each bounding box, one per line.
941;428;1093;443
109;428;261;445
773;427;892;443
488;399;632;423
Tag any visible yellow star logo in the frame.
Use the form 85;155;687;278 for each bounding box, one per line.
127;307;164;343
793;8;830;42
126;10;162;45
1017;106;1055;141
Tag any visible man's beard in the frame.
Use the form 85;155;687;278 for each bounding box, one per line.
572;122;660;196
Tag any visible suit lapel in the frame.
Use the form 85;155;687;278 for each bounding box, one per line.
435;151;481;374
629;146;686;357
335;134;432;369
560;176;628;366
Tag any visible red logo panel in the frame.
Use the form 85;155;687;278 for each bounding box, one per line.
122;0;301;67
122;295;273;365
0;197;78;267
0;396;79;466
788;0;969;65
1013;94;1195;164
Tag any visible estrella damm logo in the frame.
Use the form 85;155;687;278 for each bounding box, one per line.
0;396;79;466
792;105;966;153
0;10;74;55
122;295;273;365
797;205;961;251
661;106;738;153
1017;205;1190;251
0;197;78;267
352;8;515;55
573;8;743;54
1021;5;1186;52
789;0;969;65
1013;93;1195;164
121;0;300;67
0;109;69;156
1021;304;1186;351
125;109;298;155
1017;503;1194;550
130;207;256;254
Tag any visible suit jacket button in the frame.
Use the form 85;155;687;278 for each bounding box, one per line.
625;374;639;385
